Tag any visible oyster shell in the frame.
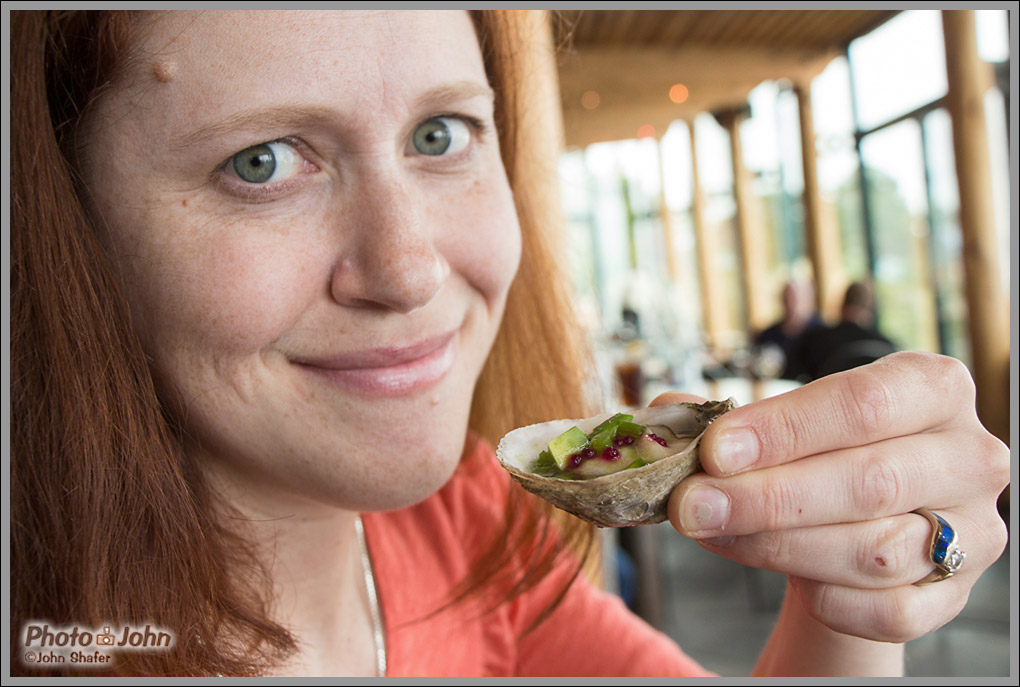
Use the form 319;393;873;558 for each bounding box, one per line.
496;399;736;527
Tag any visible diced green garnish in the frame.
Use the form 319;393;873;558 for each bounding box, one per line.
547;426;589;469
624;457;648;470
616;421;646;438
531;449;559;477
588;413;634;439
589;428;616;452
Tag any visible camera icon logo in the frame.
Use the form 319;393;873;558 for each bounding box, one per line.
96;627;115;646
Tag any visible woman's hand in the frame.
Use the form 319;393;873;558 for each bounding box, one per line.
659;351;1009;643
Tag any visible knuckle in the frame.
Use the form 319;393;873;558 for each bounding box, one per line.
858;520;915;582
839;367;897;434
757;473;804;531
798;579;836;623
854;453;904;516
871;593;922;642
980;433;1012;487
933;352;972;387
755;403;805;463
755;530;796;569
918;351;975;405
873;585;967;643
986;515;1009;559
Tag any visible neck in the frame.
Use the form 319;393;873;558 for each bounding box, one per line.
265;510;378;677
203;461;379;676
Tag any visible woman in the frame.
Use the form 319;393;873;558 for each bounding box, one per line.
11;10;1009;677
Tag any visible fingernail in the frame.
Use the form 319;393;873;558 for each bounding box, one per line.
713;427;759;474
681;485;730;532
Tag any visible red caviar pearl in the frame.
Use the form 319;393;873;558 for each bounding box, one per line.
602;446;621;461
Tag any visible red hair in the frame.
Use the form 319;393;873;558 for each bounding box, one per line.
10;10;594;676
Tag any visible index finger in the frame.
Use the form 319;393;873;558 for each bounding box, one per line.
698;351;977;476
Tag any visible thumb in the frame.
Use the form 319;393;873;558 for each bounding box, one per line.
647;391;710;407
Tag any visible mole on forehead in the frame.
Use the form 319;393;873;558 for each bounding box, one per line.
152;60;178;83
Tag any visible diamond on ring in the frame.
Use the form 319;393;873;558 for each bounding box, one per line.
913;507;966;585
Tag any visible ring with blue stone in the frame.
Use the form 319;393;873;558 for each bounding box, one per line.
913;507;966;585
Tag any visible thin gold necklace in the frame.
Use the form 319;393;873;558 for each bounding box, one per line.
354;515;386;677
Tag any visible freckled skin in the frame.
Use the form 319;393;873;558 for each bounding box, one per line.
84;11;522;518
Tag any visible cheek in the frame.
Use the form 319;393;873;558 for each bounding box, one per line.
111;211;324;363
439;177;522;309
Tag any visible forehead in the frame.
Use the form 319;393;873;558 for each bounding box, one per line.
119;11;484;124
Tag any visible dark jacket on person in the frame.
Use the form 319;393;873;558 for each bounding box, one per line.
754;314;824;381
795;321;897;382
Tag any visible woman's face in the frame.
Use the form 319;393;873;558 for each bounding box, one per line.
85;11;521;513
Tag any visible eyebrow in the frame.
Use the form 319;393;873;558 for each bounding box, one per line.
413;80;494;110
176;80;495;149
176;106;336;150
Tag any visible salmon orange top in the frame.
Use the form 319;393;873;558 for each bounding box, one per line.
361;436;713;677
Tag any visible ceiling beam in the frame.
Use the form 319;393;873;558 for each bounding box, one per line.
558;44;840;146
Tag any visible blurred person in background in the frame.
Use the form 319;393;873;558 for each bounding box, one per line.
751;279;824;380
796;280;897;381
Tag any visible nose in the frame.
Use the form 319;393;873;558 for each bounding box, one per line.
329;173;449;313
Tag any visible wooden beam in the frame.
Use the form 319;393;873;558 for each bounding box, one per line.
794;81;844;320
941;10;1009;444
718;107;771;334
559;45;838;148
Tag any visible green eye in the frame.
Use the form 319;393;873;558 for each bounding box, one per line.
411;117;470;156
233;143;277;183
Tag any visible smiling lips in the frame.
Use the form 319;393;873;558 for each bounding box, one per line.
294;331;457;396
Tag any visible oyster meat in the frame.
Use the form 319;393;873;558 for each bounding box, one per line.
496;399;736;527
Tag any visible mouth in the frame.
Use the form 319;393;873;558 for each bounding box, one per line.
293;331;458;396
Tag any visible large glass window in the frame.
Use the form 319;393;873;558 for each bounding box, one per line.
744;80;810;291
693;112;744;347
859;120;939;353
812;56;870;283
921;108;969;365
558;9;1011;399
660;120;705;347
848;10;948;131
842;8;1012;360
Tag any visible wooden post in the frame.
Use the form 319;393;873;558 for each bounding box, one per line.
718;107;771;335
656;138;679;283
794;81;845;321
689;120;725;351
941;10;1010;444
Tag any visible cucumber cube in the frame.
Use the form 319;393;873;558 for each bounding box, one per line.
616;421;646;438
589;428;616;452
547;426;589;469
588;413;634;439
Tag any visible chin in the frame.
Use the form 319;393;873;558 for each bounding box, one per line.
332;424;471;513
